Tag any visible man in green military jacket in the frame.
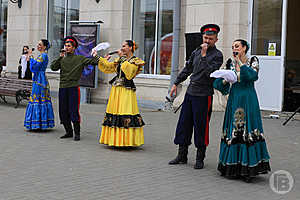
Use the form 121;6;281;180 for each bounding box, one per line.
51;36;99;141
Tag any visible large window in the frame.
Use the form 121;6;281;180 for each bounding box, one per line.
0;0;7;68
47;0;79;63
251;0;282;56
133;0;174;75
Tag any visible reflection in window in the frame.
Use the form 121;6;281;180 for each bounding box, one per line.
251;0;282;56
67;0;80;35
47;0;79;63
133;0;156;74
133;0;174;75
0;0;7;67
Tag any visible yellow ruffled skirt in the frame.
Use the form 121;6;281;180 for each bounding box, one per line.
99;86;144;147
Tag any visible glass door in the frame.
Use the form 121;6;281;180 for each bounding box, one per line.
249;0;287;111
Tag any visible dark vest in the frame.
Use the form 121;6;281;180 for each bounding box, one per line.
109;56;137;91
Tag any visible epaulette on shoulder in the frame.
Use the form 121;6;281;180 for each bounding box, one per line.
128;57;145;66
113;57;121;64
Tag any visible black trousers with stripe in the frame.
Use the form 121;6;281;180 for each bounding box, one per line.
174;93;213;148
58;87;81;124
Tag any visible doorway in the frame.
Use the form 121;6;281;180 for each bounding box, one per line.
249;0;285;111
283;0;300;112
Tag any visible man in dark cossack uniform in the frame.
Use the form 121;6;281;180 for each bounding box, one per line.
169;24;223;169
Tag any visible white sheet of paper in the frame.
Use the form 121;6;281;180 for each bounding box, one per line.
210;69;237;83
91;42;110;54
20;55;27;78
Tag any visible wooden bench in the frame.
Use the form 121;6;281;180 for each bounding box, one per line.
0;77;32;108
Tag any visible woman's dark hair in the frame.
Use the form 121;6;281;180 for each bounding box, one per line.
41;39;51;50
22;45;29;54
125;40;138;53
234;39;249;53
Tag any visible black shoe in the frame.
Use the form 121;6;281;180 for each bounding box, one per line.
194;147;206;169
61;122;73;139
73;121;80;141
74;135;80;141
60;134;73;139
168;145;188;165
194;160;204;169
169;156;188;165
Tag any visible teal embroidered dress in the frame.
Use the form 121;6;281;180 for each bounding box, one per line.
213;57;271;177
24;53;55;130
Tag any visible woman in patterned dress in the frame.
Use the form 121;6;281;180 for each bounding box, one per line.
213;39;271;182
96;40;145;147
24;39;55;130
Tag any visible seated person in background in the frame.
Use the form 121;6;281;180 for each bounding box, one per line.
285;69;296;88
283;69;300;112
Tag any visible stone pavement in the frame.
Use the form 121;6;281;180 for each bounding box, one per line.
0;97;299;200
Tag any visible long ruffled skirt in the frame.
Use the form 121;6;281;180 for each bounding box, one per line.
217;84;271;177
24;82;55;130
99;86;144;147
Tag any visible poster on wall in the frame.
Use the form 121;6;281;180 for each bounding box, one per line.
71;25;98;88
268;42;276;56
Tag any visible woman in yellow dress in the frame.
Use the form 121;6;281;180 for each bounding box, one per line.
97;40;145;147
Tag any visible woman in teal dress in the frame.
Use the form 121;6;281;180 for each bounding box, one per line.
213;39;271;182
24;39;55;130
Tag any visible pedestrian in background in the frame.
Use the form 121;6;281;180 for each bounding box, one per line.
0;51;5;77
18;45;32;80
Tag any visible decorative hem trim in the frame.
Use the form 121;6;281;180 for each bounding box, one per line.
221;134;266;146
102;113;145;128
217;161;271;177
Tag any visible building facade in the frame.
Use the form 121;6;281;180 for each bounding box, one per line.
1;0;299;111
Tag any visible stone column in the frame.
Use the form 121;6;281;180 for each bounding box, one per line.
6;0;47;73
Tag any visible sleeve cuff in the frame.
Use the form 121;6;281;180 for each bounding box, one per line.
174;78;181;85
94;55;100;62
236;72;241;82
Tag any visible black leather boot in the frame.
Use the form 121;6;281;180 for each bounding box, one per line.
60;122;73;139
194;146;206;169
168;145;188;165
73;122;80;141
